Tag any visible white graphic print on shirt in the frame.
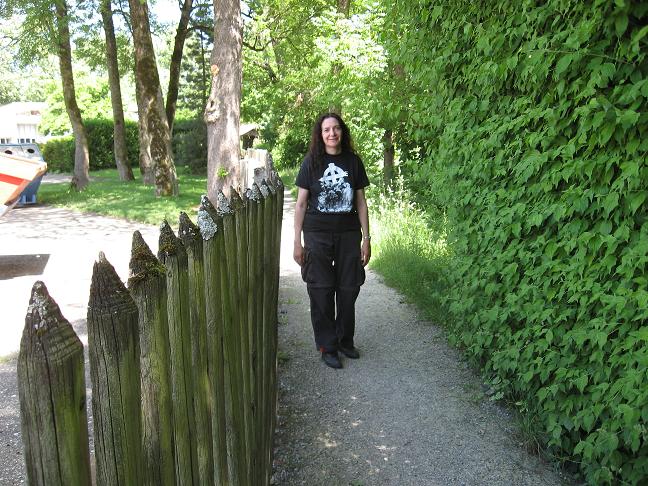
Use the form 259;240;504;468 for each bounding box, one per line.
317;162;353;213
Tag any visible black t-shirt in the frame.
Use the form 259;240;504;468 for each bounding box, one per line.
295;152;369;232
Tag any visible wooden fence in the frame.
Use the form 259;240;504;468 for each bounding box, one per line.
17;174;284;486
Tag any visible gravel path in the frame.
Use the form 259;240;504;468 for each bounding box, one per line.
0;190;574;485
272;195;574;485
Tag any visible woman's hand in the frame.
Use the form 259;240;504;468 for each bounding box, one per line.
361;238;371;267
294;242;305;266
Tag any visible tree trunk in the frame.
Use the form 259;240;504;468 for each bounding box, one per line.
166;0;193;133
55;0;89;191
129;0;178;196
136;71;154;185
100;0;134;182
205;0;242;201
383;128;395;188
337;0;350;17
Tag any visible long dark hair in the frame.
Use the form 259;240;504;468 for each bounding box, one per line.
307;112;356;171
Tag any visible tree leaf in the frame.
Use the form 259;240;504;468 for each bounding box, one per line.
615;14;628;36
555;54;573;77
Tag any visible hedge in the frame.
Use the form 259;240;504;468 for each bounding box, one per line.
386;1;647;483
41;118;139;172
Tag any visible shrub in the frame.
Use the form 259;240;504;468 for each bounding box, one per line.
40;118;139;172
173;117;207;174
40;136;74;173
385;0;648;483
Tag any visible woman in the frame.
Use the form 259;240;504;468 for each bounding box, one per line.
293;113;371;369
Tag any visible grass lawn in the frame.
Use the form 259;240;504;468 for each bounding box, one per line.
39;167;210;225
39;166;301;226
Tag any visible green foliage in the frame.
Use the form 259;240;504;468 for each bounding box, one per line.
41;118;139;172
173;117;208;173
241;1;385;170
384;0;648;483
40;72;115;135
40;136;75;172
369;181;449;324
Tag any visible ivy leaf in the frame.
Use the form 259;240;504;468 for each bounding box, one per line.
555;54;573;77
631;25;648;45
575;374;588;392
629;192;647;214
618;110;639;129
599;123;616;145
615;14;628;36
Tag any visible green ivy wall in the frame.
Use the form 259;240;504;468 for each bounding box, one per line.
386;1;647;483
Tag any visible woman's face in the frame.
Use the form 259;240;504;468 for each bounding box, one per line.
321;117;342;154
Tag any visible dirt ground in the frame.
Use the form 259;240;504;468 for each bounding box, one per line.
0;187;576;485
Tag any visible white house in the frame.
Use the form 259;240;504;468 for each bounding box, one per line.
0;102;47;145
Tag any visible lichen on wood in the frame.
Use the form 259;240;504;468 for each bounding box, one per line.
197;195;220;241
258;180;270;198
216;190;234;217
178;212;200;245
158;220;187;260
248;183;262;203
18;281;91;486
128;231;165;289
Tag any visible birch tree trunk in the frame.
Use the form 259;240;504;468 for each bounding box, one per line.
205;0;242;201
100;0;134;182
54;0;90;191
166;0;193;134
129;0;179;196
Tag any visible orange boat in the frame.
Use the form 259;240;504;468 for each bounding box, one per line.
0;152;47;217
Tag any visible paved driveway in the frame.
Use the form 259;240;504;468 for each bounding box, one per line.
0;204;159;357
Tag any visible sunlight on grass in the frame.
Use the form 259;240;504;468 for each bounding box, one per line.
369;180;450;323
38;168;207;225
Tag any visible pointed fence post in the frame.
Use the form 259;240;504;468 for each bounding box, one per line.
178;212;214;485
230;188;255;483
17;281;91;486
259;179;275;481
87;253;142;486
128;231;175;486
269;174;284;464
158;221;199;485
217;191;247;484
246;183;263;484
197;196;229;484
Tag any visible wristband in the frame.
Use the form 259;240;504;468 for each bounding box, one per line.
363;235;371;241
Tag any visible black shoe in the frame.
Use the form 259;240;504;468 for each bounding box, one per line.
339;346;360;359
321;351;343;369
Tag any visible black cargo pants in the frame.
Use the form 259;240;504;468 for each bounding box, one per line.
301;230;366;353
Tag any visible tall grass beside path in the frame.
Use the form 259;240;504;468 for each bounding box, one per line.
368;183;450;324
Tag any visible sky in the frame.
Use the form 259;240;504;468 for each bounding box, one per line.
150;0;182;26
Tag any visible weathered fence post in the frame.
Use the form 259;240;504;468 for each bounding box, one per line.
17;281;91;486
230;188;255;483
178;212;214;485
217;191;247;483
87;253;142;486
197;196;229;484
246;183;263;484
258;179;274;481
158;222;199;485
269;174;284;474
128;231;175;486
267;177;283;474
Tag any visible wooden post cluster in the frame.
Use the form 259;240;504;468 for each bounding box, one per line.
17;173;284;486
